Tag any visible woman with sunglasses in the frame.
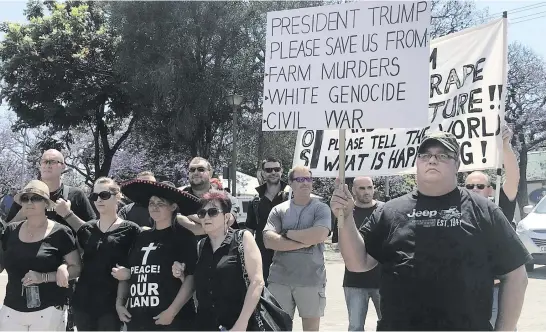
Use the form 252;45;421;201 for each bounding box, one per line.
71;177;140;331
0;180;81;331
178;190;264;331
115;180;200;331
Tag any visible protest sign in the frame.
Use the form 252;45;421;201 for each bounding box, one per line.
292;18;507;177
262;1;431;131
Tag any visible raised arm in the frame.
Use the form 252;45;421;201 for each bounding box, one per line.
176;214;205;235
330;179;377;272
501;125;519;200
231;231;265;331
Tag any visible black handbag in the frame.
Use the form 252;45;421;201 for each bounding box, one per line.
234;230;293;331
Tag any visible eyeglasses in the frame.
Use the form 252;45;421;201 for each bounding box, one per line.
41;159;64;166
293;177;312;183
417;153;455;162
197;207;222;219
465;184;488;190
189;167;207;173
90;191;114;201
20;194;45;204
264;167;282;173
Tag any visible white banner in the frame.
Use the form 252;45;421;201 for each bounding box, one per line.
262;1;432;131
292;18;506;177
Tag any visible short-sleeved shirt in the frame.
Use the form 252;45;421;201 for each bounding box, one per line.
6;184;96;229
126;222;197;328
194;228;248;331
2;221;77;312
343;202;384;289
263;198;331;287
118;203;153;228
361;188;531;331
73;220;141;314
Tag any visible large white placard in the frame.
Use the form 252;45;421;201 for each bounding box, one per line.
262;1;431;131
292;18;506;176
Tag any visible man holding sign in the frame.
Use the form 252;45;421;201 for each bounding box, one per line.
331;132;530;331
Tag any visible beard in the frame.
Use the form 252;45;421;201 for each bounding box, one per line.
266;177;280;185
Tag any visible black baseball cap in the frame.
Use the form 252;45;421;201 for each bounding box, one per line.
418;131;460;156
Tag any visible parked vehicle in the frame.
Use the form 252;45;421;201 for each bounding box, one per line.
516;196;546;271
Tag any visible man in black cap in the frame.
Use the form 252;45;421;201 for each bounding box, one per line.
331;131;530;331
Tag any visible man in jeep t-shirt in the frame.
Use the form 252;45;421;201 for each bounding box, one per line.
331;132;530;331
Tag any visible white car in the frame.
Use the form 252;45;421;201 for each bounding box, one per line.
516;196;546;271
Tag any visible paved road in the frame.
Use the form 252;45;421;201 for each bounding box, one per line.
1;261;545;331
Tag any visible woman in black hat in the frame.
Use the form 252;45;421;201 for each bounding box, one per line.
115;180;200;331
0;180;81;331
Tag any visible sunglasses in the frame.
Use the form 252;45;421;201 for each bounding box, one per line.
264;167;281;173
197;207;223;219
90;191;114;201
293;177;312;183
20;194;45;203
465;184;488;190
189;167;207;173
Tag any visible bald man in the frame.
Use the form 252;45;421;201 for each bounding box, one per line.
464;124;520;329
336;177;383;331
7;149;96;228
464;125;519;224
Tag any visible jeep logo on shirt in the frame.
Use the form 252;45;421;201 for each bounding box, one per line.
407;209;438;218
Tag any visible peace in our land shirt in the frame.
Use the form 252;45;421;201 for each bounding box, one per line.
361;188;531;331
73;220;140;315
126;222;197;324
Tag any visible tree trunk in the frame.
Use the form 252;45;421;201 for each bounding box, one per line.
517;146;529;218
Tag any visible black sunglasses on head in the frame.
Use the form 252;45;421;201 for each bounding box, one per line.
465;184;488;190
20;194;45;203
197;207;223;219
90;191;114;201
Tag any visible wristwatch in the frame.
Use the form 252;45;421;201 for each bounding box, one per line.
280;230;289;239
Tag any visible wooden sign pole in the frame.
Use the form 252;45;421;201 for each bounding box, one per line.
338;129;347;228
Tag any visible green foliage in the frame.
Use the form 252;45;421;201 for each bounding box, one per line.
0;0;145;180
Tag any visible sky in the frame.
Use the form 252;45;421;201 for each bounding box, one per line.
0;0;545;117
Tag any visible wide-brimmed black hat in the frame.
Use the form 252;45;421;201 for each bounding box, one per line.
120;179;201;216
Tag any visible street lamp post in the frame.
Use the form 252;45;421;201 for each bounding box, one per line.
226;94;244;196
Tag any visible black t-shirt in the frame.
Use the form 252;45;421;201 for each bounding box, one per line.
126;222;197;327
361;188;531;331
6;184;96;230
343;202;383;289
118;203;153;228
498;187;517;225
73;220;141;314
1;221;77;312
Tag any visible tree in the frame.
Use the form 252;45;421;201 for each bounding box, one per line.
505;43;546;214
0;0;146;182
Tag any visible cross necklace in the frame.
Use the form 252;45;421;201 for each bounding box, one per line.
97;219;118;248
